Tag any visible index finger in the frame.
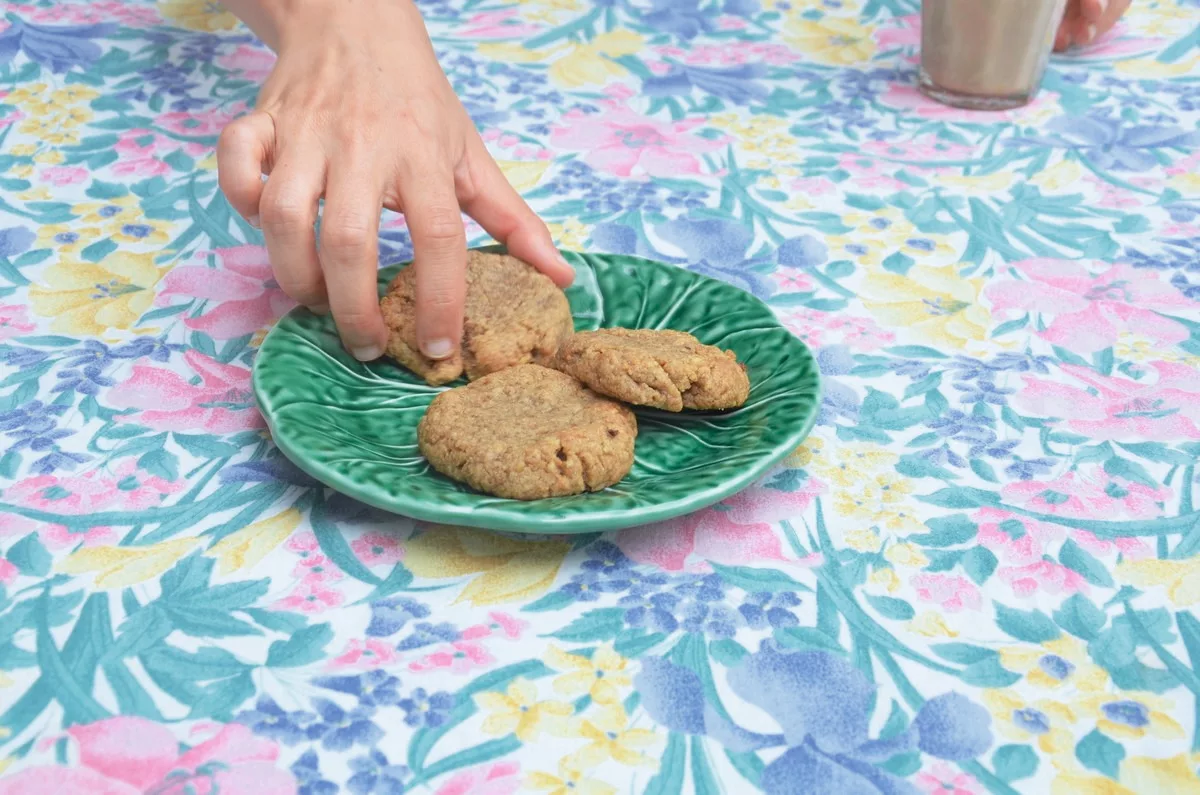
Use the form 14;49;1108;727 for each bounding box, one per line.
399;162;468;360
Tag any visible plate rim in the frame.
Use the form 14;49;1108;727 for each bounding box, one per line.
253;250;822;534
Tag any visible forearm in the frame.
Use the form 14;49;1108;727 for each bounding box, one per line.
221;0;424;51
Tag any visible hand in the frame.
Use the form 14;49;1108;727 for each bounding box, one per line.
1054;0;1132;51
217;0;573;361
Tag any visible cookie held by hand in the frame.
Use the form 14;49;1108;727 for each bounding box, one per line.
380;251;574;385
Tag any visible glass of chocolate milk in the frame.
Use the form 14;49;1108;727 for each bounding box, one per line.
919;0;1067;110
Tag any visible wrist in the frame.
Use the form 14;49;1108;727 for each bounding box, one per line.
223;0;421;51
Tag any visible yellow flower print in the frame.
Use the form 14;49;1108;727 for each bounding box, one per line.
1049;757;1134;795
5;83;47;106
811;443;896;487
937;172;1017;195
111;218;172;246
36;223;102;253
1031;159;1083;192
833;488;878;521
17;117;77;146
59;538;199;589
832;473;911;521
884;542;927;568
404;526;570;606
160;0;240;31
785;435;824;469
53;105;93;128
9;144;37;157
29;252;166;336
709;113;799;163
1170;172;1200;198
826;233;888;266
206;508;301;575
1115;558;1200;607
547;217;588;250
910;611;957;638
474;679;573;742
546;644;632;705
568;704;658;769
1121;754;1200;793
786;16;876;66
549;30;643;88
72;195;142;226
51;85;100;104
1114;53;1200;78
1084;693;1185;740
870;567;901;593
496;160;550;194
33;150;64;165
859;265;991;352
845;528;882;553
527;761;616;795
9;164;34;179
983;689;1077;754
998;636;1107;692
875;506;924;535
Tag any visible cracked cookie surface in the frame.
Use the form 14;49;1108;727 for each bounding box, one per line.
554;328;750;412
380;251;574;385
417;364;637;500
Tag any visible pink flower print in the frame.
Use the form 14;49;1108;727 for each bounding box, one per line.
157;108;234;137
0;558;16;587
434;762;521;795
862;136;974;161
880;84;1059;122
1073;530;1151;561
550;107;725;178
461;10;540;37
773;271;814;292
916;762;982;795
986;259;1190;355
409;641;495;675
330;638;400;670
274;580;345;615
1013;362;1200;442
911;573;981;612
1002;469;1169;520
973;508;1064;565
351;532;405;567
788;176;837;196
0;717;293;795
91;0;162;26
999;560;1087;598
462;612;529;642
41;524;118;550
39;166;89;186
0;304;35;340
618;500;818;573
6;462;178;516
293;554;344;585
217;44;277;81
286;531;319;554
157;246;296;339
108;349;263;434
0;514;39;538
873;13;920;49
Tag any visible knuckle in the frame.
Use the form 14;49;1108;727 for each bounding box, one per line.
332;307;378;334
260;192;314;236
321;217;374;258
417;207;464;245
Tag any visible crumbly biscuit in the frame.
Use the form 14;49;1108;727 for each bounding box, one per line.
417;365;637;500
380;251;574;385
554;328;750;412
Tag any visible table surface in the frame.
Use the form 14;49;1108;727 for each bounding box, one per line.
1;1;1199;793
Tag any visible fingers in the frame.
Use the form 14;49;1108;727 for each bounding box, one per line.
259;141;329;310
216;112;274;227
320;162;389;361
399;163;468;360
459;136;574;288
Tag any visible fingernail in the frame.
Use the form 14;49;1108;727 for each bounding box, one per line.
248;214;261;229
1086;23;1097;42
352;344;383;362
422;338;455;360
1096;0;1108;14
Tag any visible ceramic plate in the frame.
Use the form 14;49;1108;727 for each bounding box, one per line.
253;249;821;533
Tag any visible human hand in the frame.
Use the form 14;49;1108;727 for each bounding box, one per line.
1055;0;1132;51
217;0;573;362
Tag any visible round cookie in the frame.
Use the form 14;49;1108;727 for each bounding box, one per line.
418;364;637;500
554;328;750;412
380;251;574;386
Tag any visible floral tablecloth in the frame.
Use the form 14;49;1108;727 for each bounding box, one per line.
1;0;1200;793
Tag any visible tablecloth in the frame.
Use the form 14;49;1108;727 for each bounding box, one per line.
0;0;1199;793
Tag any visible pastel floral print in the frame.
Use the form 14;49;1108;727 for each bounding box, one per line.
0;1;1198;794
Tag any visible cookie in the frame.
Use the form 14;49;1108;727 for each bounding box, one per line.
418;364;637;500
380;250;574;386
554;328;750;412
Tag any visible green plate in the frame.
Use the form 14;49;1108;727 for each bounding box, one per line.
253;249;821;533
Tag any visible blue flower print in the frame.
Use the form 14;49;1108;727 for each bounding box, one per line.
641;0;715;39
620;591;681;633
396;620;460;650
234;696;316;744
645;64;770;106
291;750;338;795
366;597;431;638
306;698;384;751
0;19;116;73
399;687;455;728
0;226;34;257
739;591;802;630
1020;114;1200;172
348;748;409;795
313;670;402;709
635;647;993;795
